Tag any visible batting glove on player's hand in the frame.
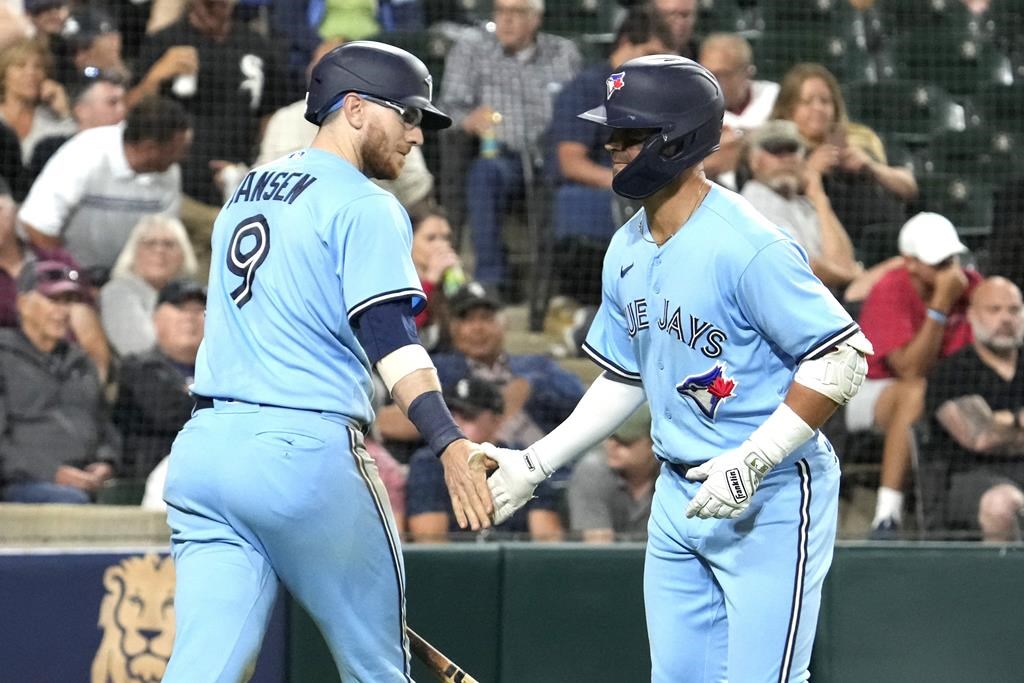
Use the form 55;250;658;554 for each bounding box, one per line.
483;444;550;525
684;440;777;519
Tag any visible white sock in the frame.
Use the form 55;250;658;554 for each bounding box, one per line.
873;487;904;526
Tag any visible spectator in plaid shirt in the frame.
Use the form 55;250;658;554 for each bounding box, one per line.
438;0;580;296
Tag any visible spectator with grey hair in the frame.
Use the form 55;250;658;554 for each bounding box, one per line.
439;0;580;297
0;259;120;504
100;214;198;356
741;120;862;291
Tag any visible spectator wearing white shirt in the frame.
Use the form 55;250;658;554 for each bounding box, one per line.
698;33;779;188
18;96;190;279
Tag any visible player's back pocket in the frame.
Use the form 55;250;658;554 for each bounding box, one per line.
255;429;326;451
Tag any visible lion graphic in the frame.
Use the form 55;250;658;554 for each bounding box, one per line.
91;554;176;683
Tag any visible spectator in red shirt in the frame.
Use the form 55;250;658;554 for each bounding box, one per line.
847;212;982;537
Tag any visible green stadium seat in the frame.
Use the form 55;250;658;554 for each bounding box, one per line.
916;172;994;242
876;0;973;37
843;80;966;146
696;0;761;35
95;479;147;506
887;31;1014;96
970;83;1024;133
918;127;1024;184
759;0;858;32
753;30;876;84
375;29;451;87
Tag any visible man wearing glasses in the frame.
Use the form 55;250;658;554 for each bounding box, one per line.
160;42;495;681
741;120;861;292
0;260;119;504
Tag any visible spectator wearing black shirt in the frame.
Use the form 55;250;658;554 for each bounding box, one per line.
129;0;289;205
113;278;205;479
926;276;1024;541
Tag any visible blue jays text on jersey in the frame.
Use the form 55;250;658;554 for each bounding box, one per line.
624;296;727;358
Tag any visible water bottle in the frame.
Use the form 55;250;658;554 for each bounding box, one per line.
442;264;467;296
479;111;503;159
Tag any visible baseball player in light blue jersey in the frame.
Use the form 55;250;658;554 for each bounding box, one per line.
483;55;873;682
161;42;494;683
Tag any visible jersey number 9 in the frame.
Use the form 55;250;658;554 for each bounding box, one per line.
228;214;271;308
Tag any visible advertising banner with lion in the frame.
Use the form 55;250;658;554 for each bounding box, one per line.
0;551;286;682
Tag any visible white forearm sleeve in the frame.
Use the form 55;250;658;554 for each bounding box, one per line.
531;373;647;475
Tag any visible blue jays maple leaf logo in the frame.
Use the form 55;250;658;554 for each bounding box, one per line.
676;364;737;421
606;71;625;100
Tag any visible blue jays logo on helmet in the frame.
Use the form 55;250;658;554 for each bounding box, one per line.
606;72;625;100
676;364;737;421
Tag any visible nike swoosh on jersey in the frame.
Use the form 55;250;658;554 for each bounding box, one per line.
620;263;634;278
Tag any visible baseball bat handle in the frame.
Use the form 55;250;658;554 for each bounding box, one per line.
407;627;479;683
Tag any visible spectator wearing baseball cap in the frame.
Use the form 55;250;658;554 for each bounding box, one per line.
113;278;205;480
844;212;983;539
406;375;565;542
741;119;862;292
375;280;585;466
25;65;128;187
57;7;126;85
0;178;115;380
568;405;659;543
0;258;120;504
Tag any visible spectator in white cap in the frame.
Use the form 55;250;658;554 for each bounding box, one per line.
846;212;983;539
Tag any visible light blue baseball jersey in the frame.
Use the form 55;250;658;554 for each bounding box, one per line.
583;183;859;465
191;148;425;424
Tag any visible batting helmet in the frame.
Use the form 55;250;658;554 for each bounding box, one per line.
578;55;724;199
304;41;452;130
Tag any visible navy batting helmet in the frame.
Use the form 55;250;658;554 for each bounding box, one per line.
304;41;452;130
579;55;724;199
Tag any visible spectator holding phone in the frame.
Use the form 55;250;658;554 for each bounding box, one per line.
770;63;917;243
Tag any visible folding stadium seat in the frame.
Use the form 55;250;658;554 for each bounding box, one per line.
887;30;1013;96
918;127;1024;185
970;82;1024;134
697;0;762;36
753;30;876;84
915;172;994;244
843;80;966;146
876;0;973;38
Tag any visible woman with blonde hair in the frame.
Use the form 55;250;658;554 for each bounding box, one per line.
770;62;917;242
100;214;197;355
0;38;75;164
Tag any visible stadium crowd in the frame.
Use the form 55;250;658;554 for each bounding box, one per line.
0;0;1021;542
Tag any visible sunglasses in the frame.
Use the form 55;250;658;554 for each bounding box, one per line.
358;93;423;128
758;139;803;157
81;65;126;86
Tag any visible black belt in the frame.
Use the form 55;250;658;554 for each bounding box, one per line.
194;395;214;411
191;395;368;435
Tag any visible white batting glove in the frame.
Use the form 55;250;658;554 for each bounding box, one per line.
684;441;777;519
685;403;815;520
483;443;550;525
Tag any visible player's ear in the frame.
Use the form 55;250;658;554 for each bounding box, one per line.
342;93;367;129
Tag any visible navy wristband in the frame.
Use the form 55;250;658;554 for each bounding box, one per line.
407;390;466;457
